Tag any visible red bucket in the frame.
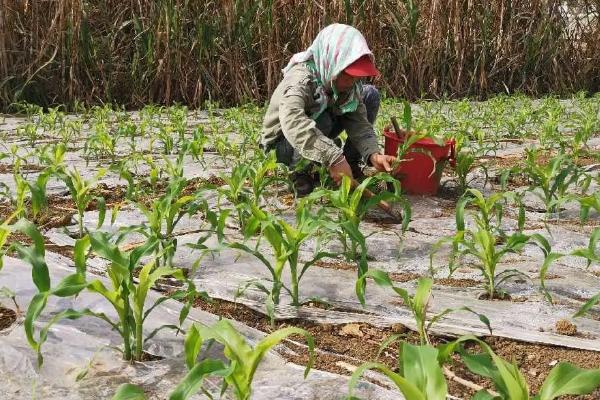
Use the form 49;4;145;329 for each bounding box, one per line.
383;128;455;195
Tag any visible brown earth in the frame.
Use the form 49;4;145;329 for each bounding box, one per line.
194;297;600;399
0;305;17;331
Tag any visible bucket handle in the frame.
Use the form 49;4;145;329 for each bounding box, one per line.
447;140;456;168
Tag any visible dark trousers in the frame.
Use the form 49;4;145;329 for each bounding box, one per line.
270;84;380;170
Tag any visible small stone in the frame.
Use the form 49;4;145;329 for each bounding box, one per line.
339;323;363;338
555;319;577;336
549;360;559;367
526;354;536;360
528;368;538;376
391;323;408;334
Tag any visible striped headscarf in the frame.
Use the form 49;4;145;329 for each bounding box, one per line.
282;23;374;119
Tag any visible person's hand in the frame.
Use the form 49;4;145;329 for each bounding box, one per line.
370;153;396;172
328;155;353;185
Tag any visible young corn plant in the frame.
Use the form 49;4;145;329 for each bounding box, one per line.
218;154;283;230
358;271;491;345
134;176;210;269
442;336;600;400
7;156;51;219
57;167;107;238
507;149;581;217
16;122;41;148
577;192;600;223
573;229;600;317
0;210;18;270
231;201;334;320
433;189;555;300
348;341;448;400
311;175;410;262
311;175;410;304
112;319;314;400
187;126;208;165
83;121;119;163
14;220;198;365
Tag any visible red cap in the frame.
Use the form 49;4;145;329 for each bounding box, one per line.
344;55;379;77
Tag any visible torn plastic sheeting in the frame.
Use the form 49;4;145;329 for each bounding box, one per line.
0;253;399;400
193;255;600;352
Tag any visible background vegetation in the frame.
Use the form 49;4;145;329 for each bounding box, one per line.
1;0;599;110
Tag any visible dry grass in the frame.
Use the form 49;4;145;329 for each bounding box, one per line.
1;0;599;109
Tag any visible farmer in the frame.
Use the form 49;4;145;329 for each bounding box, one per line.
261;23;396;196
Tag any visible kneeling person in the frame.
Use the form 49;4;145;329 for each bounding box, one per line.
261;23;395;196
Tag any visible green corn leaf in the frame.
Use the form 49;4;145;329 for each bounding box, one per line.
51;273;88;297
573;293;600;318
13;218;51;292
96;196;106;228
229;242;275;277
471;389;498;400
74;235;91;275
24;292;49;358
348;362;425;400
184;324;203;370
401;342;447;399
413;278;433;317
570;227;600;269
539;252;563;304
535;362;600;400
168;359;230;400
111;383;147;400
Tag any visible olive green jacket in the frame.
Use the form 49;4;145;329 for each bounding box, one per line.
261;63;379;167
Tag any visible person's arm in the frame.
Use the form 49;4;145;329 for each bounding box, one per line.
340;102;395;172
340;101;380;164
278;83;343;167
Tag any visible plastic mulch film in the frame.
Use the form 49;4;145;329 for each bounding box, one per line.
0;254;400;400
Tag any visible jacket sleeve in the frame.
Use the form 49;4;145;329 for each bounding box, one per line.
278;83;343;167
340;101;380;164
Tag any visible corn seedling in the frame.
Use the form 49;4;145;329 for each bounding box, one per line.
8;158;50;219
570;226;600;270
217;163;251;229
348;341;448;400
13;220;197;364
83;120;118;162
441;336;600;400
509;149;581;217
134;176;210;269
578;192;600;223
16;122;41;148
359;271;491;345
57;167;107;238
453;147;477;194
157;124;176;154
187;126;208;165
434;189;555;299
0;210;18;270
311;175;409;262
231;201;334;320
112;319;314;400
58;119;83;144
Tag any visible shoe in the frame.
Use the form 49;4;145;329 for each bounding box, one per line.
290;172;315;197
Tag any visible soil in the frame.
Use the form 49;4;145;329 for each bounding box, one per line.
387;271;422;282
435;277;480;288
194;297;600;399
0;305;17;331
313;259;358;272
0;163;45;173
139;351;164;362
478;291;512;301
